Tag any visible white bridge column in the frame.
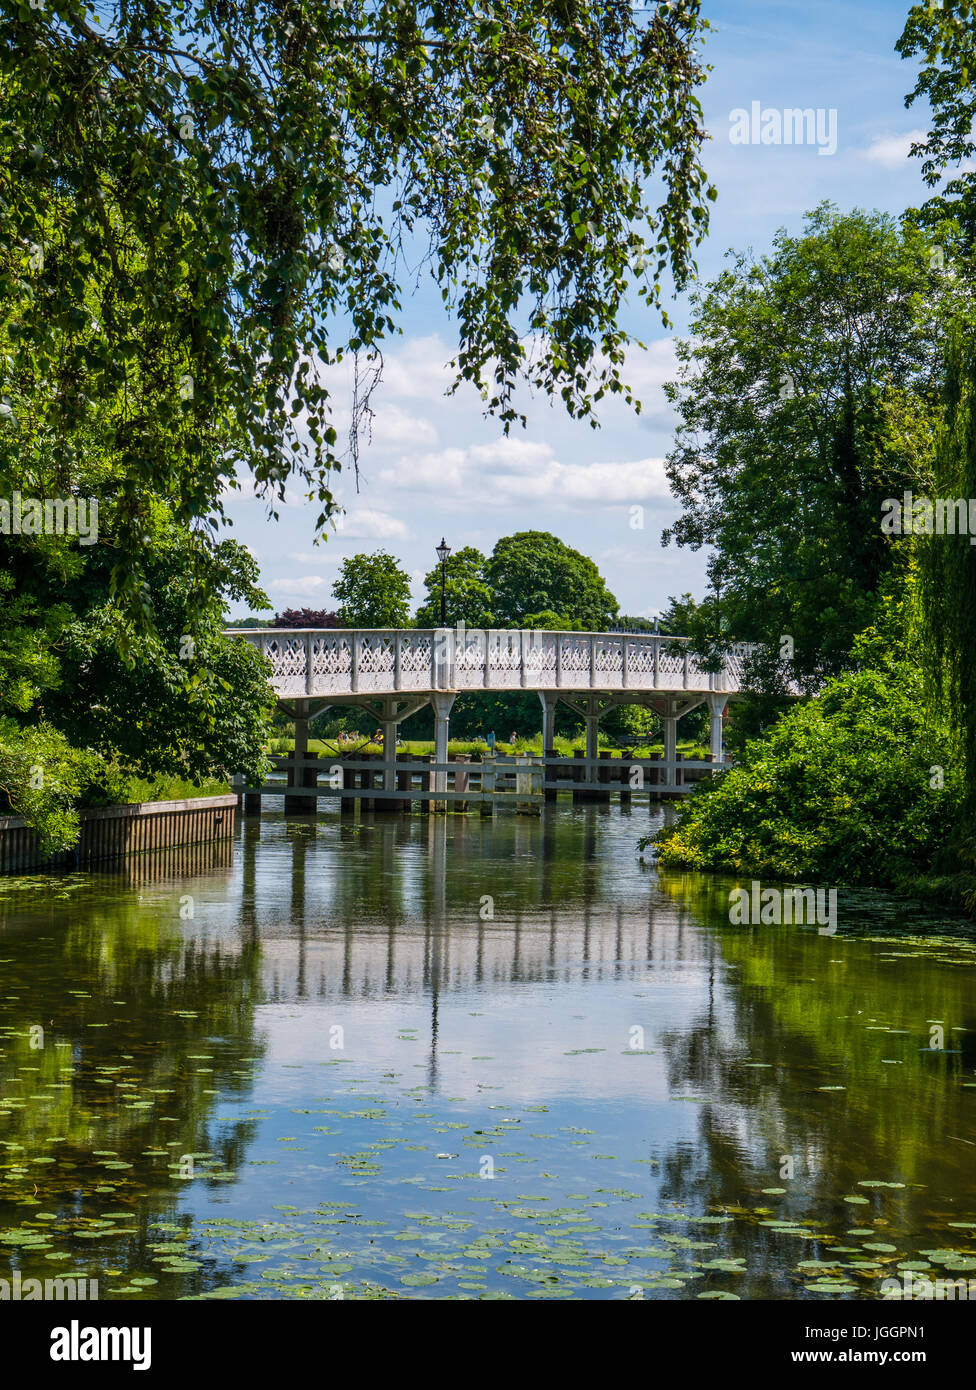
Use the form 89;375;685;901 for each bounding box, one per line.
382;715;399;780
585;711;600;764
708;694;728;766
431;692;455;811
663;706;677;790
539;692;558;753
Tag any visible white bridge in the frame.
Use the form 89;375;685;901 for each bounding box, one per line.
230;628;754;793
232;627;751;699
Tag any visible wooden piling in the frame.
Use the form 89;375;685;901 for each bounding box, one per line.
572;749;585;804
454;754;470;812
619;749;633;806
543;747;558;803
597;749;612;803
418;755;431;815
360;753;375;812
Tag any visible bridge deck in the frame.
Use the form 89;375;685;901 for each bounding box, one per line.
228;627;751;700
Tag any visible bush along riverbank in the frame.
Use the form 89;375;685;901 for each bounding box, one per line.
0;721;232;860
642;607;972;913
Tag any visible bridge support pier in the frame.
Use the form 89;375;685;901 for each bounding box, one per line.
663;710;677;790
284;716;312;814
708;693;728;767
431;692;455;812
539;691;557;754
539;692;558;802
351;694;429;812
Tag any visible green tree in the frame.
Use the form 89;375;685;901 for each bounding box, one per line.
650;591;960;887
897;1;976;250
485;531;619;628
332;551;412;627
414;547;495;628
0;0;714;615
897;0;976;842
521;610;584;630
44;518;275;786
662;204;945;692
916;324;976;818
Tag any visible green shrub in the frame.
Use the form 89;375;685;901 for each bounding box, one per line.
0;719;103;856
649;655;960;886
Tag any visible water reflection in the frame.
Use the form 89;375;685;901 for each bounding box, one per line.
0;809;973;1300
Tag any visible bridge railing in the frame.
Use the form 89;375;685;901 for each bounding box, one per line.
227;627;755;698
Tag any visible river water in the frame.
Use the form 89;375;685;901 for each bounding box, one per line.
1;805;974;1300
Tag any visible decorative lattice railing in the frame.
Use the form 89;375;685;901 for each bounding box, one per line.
227;629;756;700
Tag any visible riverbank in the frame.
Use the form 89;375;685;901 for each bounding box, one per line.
0;792;237;873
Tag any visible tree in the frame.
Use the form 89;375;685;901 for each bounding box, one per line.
897;0;976;838
332;551;411;627
485;531;619;628
414;547;495;628
273;608;342;628
45;520;276;785
521;610;584;630
651;590;959;887
662;204;945;691
897;1;976;250
0;0;715;617
615;614;658;632
917;323;976;818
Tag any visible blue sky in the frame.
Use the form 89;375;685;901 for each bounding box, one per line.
225;0;935;621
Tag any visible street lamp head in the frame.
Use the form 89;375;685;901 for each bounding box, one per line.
435;538;451;563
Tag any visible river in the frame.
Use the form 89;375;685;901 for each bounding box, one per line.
1;805;974;1300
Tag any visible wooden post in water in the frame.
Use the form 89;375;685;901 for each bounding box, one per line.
543;747;558;803
454;754;470;812
340;758;355;815
597;749;612;804
284;719;312;814
480;758;495;816
572;748;585;804
619;750;633;807
396;755;413;812
418;754;432;815
360;753;375;812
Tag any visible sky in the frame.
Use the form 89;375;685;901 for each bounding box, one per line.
224;0;936;622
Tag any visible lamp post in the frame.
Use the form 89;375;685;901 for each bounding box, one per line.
435;537;451;625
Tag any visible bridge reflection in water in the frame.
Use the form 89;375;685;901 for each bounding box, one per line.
2;805;973;1300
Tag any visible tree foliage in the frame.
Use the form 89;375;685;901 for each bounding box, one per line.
332;549;412;626
273;607;343;628
414;546;495;627
0;0;714;617
485;529;618;627
897;0;976;248
651;595;960;885
662;204;945;692
916;323;976;820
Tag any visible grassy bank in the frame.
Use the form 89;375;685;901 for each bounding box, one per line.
85;774;232;806
268;734;709;760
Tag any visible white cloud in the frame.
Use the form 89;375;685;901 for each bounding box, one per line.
381;335;458;398
863;130;927;169
332;507;410;540
268;575;329;595
380;445;671;506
